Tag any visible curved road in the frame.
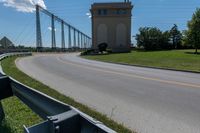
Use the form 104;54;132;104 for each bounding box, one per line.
16;53;200;133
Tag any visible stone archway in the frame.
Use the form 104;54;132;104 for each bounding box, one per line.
116;23;126;47
97;24;108;45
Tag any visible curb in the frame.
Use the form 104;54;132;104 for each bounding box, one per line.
81;57;200;74
110;62;200;74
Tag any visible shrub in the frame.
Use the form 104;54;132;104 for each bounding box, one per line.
98;43;108;53
80;49;95;55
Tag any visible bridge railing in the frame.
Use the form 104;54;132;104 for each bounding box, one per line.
0;53;116;133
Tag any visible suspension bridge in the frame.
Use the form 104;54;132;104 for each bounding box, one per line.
35;4;91;51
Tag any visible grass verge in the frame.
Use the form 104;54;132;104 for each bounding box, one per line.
83;49;200;73
0;56;133;133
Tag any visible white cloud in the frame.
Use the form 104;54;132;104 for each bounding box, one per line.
0;0;46;13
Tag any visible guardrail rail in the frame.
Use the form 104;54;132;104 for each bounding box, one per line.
0;53;116;133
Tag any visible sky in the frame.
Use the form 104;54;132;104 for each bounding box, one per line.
0;0;200;47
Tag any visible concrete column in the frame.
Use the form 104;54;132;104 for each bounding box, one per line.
51;14;56;49
61;21;65;49
36;5;42;49
68;26;71;48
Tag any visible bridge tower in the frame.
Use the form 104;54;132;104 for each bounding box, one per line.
36;5;42;50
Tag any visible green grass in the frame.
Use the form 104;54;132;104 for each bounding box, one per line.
84;49;200;72
0;97;42;133
0;56;134;133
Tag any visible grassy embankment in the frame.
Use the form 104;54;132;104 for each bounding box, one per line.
84;49;200;72
0;56;134;133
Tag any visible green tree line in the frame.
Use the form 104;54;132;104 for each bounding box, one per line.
136;8;200;54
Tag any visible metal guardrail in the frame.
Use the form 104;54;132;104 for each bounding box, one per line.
0;53;116;133
0;52;32;75
0;52;32;61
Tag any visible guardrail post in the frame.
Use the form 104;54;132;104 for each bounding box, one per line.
0;76;13;100
0;76;13;123
0;101;5;123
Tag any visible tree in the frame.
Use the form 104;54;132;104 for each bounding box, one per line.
136;27;172;50
136;27;162;50
186;8;200;54
181;30;192;49
170;24;182;49
160;31;172;50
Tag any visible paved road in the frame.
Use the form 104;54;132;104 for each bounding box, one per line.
16;53;200;133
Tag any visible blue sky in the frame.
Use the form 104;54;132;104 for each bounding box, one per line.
0;0;200;47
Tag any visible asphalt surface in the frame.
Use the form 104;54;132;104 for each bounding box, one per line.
16;53;200;133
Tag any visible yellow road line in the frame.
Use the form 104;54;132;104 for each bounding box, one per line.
57;57;200;89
